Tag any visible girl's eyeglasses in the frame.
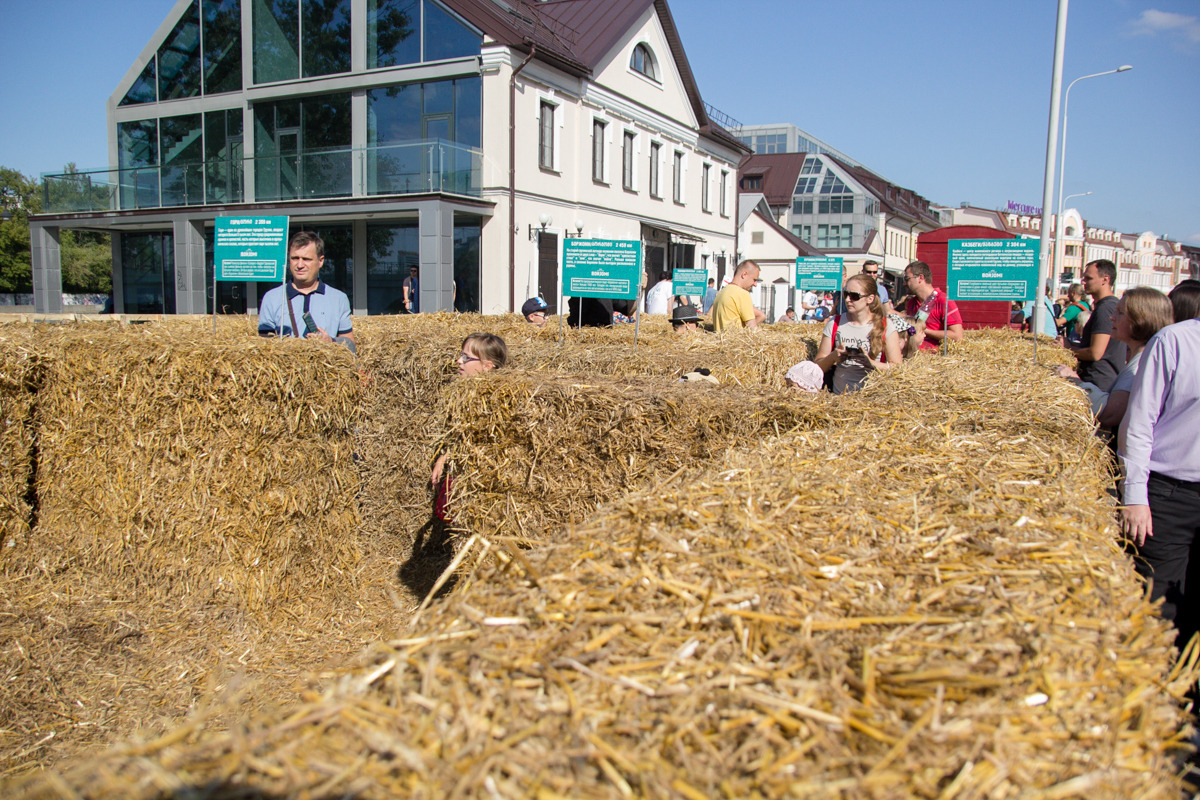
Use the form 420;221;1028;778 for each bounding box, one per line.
457;352;481;364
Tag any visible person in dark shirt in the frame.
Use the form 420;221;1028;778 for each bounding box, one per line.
1055;259;1126;393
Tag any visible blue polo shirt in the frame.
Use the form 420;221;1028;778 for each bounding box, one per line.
258;282;352;338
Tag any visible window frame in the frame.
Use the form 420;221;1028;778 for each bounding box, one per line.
701;162;712;213
649;141;662;198
538;97;561;172
672;150;685;204
592;117;610;184
622;129;637;192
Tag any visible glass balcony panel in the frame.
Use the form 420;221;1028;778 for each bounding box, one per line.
41;138;479;212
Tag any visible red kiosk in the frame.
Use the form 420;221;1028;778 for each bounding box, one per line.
915;226;1021;329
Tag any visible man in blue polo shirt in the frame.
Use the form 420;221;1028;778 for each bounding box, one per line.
258;231;355;352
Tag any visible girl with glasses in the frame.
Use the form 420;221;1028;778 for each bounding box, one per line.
434;332;508;520
813;274;903;394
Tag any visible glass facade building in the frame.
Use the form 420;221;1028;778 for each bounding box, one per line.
63;0;490;316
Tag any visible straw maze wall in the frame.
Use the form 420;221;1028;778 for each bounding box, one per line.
0;317;1196;798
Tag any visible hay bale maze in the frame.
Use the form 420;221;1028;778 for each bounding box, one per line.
2;317;1197;798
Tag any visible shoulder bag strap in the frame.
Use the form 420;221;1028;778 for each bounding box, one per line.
284;291;300;338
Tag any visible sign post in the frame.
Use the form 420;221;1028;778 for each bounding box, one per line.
561;238;643;345
215;216;290;334
948;238;1041;359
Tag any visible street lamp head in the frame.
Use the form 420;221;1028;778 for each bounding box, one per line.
1116;65;1133;72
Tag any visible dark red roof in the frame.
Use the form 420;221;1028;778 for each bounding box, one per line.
456;0;747;153
737;153;807;207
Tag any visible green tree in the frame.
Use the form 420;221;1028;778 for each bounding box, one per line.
0;167;40;293
0;165;113;296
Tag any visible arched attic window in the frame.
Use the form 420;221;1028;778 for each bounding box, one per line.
630;43;658;81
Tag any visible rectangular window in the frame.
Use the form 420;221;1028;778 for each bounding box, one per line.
649;142;661;197
817;224;851;249
720;170;728;215
592;119;607;182
539;101;555;170
702;163;711;212
792;199;813;215
673;151;684;203
622;130;635;190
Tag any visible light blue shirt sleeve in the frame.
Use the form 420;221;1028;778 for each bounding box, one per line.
877;283;890;304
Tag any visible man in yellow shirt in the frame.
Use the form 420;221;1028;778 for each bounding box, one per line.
711;260;765;332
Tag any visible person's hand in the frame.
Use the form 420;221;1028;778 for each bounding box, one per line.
306;327;334;343
431;453;448;485
1121;504;1153;547
1052;364;1079;380
1054;335;1066;348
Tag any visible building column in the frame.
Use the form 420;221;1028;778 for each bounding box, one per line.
417;200;454;312
352;218;367;315
111;232;124;314
173;218;208;314
30;223;63;314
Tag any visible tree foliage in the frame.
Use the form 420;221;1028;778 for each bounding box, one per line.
0;165;113;295
0;167;40;293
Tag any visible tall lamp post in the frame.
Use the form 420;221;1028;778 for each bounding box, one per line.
1054;65;1132;284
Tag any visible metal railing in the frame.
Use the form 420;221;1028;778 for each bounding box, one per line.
41;140;483;213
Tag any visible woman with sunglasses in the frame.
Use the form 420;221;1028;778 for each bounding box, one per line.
814;274;903;394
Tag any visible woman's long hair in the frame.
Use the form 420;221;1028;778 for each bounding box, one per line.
846;274;886;358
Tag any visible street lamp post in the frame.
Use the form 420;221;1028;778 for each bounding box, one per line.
1054;66;1132;284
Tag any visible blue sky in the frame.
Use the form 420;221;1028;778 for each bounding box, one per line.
1;0;1196;243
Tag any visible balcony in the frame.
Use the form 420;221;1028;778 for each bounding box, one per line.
41;140;483;213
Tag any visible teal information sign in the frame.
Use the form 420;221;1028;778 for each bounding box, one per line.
672;268;707;297
948;239;1039;301
796;257;844;292
215;216;289;282
562;239;642;300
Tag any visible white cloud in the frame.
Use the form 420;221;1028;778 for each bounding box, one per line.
1129;9;1200;43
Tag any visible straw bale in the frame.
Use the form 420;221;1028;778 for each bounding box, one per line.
0;327;42;549
15;323;364;610
0;320;383;772
12;331;1193;799
434;371;842;539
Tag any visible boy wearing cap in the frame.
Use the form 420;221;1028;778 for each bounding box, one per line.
522;297;549;327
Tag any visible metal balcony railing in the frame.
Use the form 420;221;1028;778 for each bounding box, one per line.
41;140;483;213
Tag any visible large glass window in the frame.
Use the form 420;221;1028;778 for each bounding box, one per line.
367;222;418;314
302;0;351;77
630;43;657;80
158;0;202;100
453;217;480;313
204;0;242;94
425;0;480;61
818;195;854;214
160;114;204;207
800;157;822;175
121;61;157;106
121;0;240;104
367;77;481;193
118;120;159;209
205;109;244;203
368;0;480;69
254;93;352;200
253;0;299;83
121;232;174;314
